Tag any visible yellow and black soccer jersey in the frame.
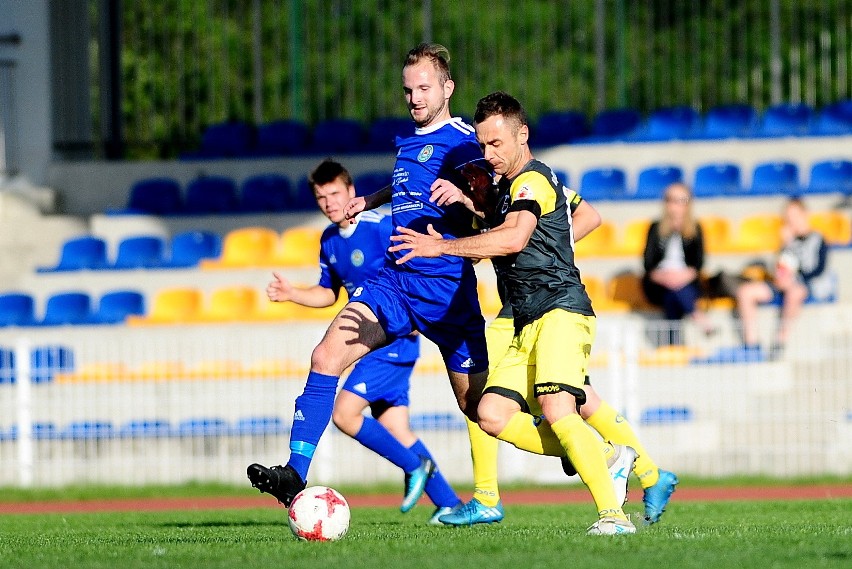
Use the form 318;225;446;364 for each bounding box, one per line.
487;159;593;329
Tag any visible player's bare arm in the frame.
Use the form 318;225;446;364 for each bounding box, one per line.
572;200;602;241
267;271;337;308
389;209;537;264
343;185;393;222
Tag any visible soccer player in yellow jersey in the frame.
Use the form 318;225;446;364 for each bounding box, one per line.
391;91;675;534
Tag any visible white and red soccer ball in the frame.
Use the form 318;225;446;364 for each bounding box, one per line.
288;486;351;541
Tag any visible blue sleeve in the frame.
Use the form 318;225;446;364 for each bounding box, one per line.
317;242;341;292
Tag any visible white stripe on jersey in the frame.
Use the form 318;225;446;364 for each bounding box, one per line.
358;210;385;224
450;118;475;135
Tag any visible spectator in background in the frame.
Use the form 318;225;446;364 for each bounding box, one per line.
735;197;834;357
642;182;715;342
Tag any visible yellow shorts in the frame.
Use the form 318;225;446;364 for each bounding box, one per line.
485;316;515;374
484;309;596;415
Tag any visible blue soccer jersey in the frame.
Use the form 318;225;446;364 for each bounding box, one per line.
389;117;482;277
318;210;419;364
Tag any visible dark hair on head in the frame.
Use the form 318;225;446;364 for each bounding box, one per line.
404;43;452;84
474;91;528;131
309;159;353;191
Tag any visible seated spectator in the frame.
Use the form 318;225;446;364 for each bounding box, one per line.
735;197;834;357
642;182;715;342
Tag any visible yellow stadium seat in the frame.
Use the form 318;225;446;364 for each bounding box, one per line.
254;299;303;321
698;216;733;254
583;275;630;312
202;286;260;322
608;272;655;311
808;211;852;246
730;214;782;253
477;281;504;316
201;227;279;269
574;221;616;257
55;362;129;383
291;292;349;320
131;360;186;381
244;358;301;378
273;227;323;267
189;359;244;379
639;345;704;366
612;219;651;256
127;287;203;325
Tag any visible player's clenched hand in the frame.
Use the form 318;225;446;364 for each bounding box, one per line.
343;196;366;224
388;224;445;264
430;178;465;206
266;271;294;302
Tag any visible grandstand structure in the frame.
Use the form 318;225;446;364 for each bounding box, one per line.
1;2;851;487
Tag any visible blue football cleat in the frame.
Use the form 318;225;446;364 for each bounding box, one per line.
428;502;463;525
643;469;678;523
438;498;504;526
401;456;435;513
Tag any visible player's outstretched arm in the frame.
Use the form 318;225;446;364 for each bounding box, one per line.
344;185;393;222
572;200;602;242
266;271;337;308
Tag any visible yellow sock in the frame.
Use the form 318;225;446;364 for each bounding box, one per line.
551;414;626;520
586;401;659;488
466;418;500;507
496;411;565;456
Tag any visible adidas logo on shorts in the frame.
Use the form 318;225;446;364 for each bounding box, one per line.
293;410;305;421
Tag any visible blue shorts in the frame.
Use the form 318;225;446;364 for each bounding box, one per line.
350;265;488;374
341;348;415;411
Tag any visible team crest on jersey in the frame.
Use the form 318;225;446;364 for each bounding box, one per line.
417;144;434;162
516;184;534;200
350;249;365;267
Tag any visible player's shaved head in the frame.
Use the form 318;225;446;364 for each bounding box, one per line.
474;91;528;134
404;43;452;85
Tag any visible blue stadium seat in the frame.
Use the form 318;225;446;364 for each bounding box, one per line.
811;100;852;135
193;121;254;158
353;171;393;197
806;160;852;195
691;345;766;364
0;348;14;384
91;290;145;324
755;103;813;137
635;106;698;141
240;174;292;212
112;236;165;269
633;165;684;199
693;163;743;196
61;420;115;440
553;169;570;188
38;292;92;326
640;406;693;425
232;416;287;436
409;413;467;431
579;168;627;200
119;419;172;438
177;417;230;436
750;161;800;195
37;236;108;272
30;345;75;383
255;120;310;156
0;293;36;327
124;177;183;215
292;177;318;210
587;108;642;141
531;110;589;147
699;104;757;138
366;117;415;152
163;231;222;268
184;176;239;214
310;119;366;153
5;422;60;440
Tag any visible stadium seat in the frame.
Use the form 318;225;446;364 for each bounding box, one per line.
0;348;14;384
232;416;287;436
808;211;852;246
5;422;60;440
201;286;260;322
613;219;652;256
581;275;629;312
239;174;292;212
91;290;145;324
574;220;616;257
291;177;319;210
699;104;757;138
755;103;813;137
201;227;279;269
531;110;589;147
254;120;310;156
61;420;115;440
698;216;734;253
806;160;852;195
811;100;852;135
131;360;186;380
274;227;323;267
191;121;254;158
553;170;569;188
37;236;108;272
366;117;415;152
587;108;641;140
0;293;36;327
633;165;684;200
310;118;366;153
163;230;222;268
353;171;393;197
38;292;92;326
608;272;655;311
477;281;504;316
112;236;166;269
750;161;800;195
123;177;183;215
409;413;466;431
119;419;172;438
57;361;129;382
176;417;230;436
579;167;627;201
635;106;698;141
30;345;75;383
184;176;239;214
189;359;244;379
127;287;203;325
640;406;693;425
731;214;783;252
693;163;742;197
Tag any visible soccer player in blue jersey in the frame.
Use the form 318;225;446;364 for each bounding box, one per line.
248;43;489;516
260;159;462;523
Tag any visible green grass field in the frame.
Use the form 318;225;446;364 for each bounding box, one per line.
1;497;850;569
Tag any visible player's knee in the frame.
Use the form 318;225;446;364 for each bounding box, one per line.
311;341;344;375
476;403;507;437
331;407;358;436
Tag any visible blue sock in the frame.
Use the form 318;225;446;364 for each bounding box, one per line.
286;371;338;481
353;417;421;472
410;439;461;508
